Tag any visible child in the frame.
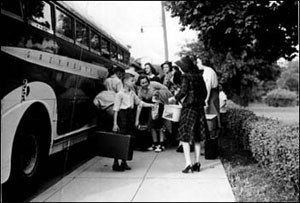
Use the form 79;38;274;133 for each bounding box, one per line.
135;75;173;152
112;73;154;171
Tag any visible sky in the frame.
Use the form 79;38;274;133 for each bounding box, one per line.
63;1;198;65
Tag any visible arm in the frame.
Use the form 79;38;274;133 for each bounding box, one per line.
175;75;188;102
133;91;154;108
150;81;169;91
112;93;122;131
135;105;142;127
205;84;211;107
115;78;124;93
204;69;215;107
112;110;119;132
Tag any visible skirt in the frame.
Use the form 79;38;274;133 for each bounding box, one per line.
177;105;208;143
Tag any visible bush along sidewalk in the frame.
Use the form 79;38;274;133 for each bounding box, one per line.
219;101;299;201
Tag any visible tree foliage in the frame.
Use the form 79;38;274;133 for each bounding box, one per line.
277;59;299;93
165;1;298;105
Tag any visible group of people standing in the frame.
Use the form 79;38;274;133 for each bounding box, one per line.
94;55;221;173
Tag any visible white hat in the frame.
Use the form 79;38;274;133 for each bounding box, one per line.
125;68;139;81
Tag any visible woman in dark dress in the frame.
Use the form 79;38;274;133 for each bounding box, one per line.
169;56;208;173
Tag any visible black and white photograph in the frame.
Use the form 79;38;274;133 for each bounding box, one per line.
1;1;298;202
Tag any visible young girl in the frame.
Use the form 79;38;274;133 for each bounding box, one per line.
112;73;154;171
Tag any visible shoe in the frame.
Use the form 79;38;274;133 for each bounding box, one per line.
154;145;162;152
120;162;131;170
147;144;156;151
182;164;194;173
192;162;201;172
112;164;124;171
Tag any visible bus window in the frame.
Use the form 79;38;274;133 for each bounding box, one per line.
118;49;124;62
90;31;100;53
101;37;109;56
27;1;52;30
55;8;73;41
1;0;22;17
124;53;130;64
75;21;88;47
111;44;117;60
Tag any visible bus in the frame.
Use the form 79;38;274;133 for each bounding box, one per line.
1;0;131;188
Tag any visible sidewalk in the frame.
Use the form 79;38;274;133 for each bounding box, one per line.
30;148;235;202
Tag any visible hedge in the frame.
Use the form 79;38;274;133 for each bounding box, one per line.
263;88;297;107
222;101;257;150
221;101;299;194
249;119;299;193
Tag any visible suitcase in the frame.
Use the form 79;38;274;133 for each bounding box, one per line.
205;130;219;160
93;131;134;160
205;114;217;131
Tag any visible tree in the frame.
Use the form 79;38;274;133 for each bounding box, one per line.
277;59;299;93
165;1;298;106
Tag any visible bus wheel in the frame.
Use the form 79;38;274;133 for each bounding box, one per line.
10;127;46;190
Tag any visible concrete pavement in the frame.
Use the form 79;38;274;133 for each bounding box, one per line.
30;148;235;202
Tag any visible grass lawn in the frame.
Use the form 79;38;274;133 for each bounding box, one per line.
220;148;299;202
247;102;299;125
220;102;299;202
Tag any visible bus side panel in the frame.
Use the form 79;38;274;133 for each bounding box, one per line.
1;99;52;184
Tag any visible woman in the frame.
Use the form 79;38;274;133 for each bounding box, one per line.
169;56;208;173
144;62;161;83
161;61;174;88
136;74;173;152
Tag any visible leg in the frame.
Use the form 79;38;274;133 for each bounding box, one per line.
182;141;192;167
154;129;165;152
200;141;205;155
151;128;158;143
159;128;165;150
193;142;201;172
194;142;201;163
147;128;158;151
121;160;131;170
112;159;124;171
181;141;194;173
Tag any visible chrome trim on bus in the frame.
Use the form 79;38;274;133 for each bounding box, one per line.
1;46;108;80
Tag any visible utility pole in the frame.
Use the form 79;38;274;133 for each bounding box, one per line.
161;1;169;61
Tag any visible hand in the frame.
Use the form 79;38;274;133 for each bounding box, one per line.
204;106;208;114
135;120;139;128
112;124;119;132
168;96;176;104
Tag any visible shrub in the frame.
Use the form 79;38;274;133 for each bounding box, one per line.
222;101;257;150
222;101;299;195
263;88;297;107
249;118;299;194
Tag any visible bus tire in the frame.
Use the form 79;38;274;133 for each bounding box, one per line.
10;118;49;192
